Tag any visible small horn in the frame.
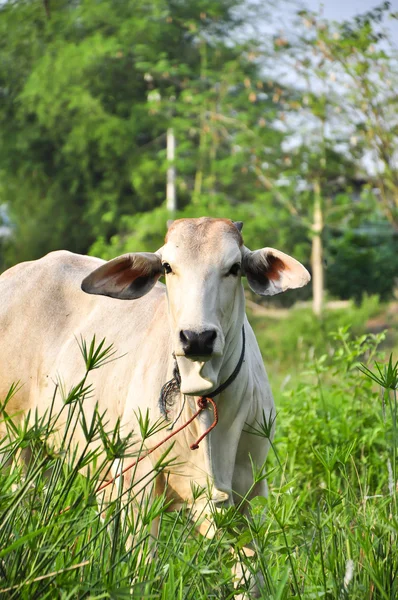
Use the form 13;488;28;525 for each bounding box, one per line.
233;221;243;232
167;220;174;229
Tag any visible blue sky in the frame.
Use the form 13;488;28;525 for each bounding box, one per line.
304;0;398;44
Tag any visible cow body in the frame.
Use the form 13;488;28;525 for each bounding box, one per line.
0;218;310;595
0;248;273;509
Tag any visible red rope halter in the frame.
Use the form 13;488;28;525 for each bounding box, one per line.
60;396;217;513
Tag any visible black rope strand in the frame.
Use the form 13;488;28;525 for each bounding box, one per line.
159;355;181;419
208;326;245;399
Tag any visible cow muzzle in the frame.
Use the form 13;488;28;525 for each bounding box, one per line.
179;329;217;360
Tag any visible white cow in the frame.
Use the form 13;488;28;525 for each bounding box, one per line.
0;217;310;592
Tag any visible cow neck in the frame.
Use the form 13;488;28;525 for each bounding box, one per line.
159;326;246;424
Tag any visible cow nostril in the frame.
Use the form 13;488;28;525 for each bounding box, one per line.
202;329;217;349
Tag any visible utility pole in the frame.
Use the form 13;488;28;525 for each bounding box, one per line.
166;128;177;214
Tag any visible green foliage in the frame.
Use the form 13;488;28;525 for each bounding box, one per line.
249;330;398;599
327;225;398;303
89;198;310;261
0;0;286;268
275;328;388;485
0;0;397;307
249;294;383;373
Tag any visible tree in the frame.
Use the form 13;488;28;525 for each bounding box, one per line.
327;225;398;303
1;0;265;266
311;3;398;228
263;2;398;313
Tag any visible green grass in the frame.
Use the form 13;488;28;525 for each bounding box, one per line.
248;295;393;379
0;325;397;599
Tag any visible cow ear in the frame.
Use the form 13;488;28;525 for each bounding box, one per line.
81;253;163;300
242;247;310;296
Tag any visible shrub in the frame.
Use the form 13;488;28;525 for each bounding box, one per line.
326;226;398;303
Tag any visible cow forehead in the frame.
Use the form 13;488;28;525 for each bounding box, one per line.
164;218;243;263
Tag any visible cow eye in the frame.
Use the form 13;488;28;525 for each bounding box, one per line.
162;262;172;275
227;263;241;276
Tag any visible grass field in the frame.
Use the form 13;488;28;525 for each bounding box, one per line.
0;302;397;599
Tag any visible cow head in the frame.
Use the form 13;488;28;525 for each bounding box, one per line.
82;218;310;395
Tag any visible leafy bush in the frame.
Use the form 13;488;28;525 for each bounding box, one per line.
255;330;398;599
326;226;398;303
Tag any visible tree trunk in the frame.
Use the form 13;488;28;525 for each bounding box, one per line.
311;180;324;317
166;128;176;214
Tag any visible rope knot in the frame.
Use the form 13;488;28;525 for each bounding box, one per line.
197;396;208;409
